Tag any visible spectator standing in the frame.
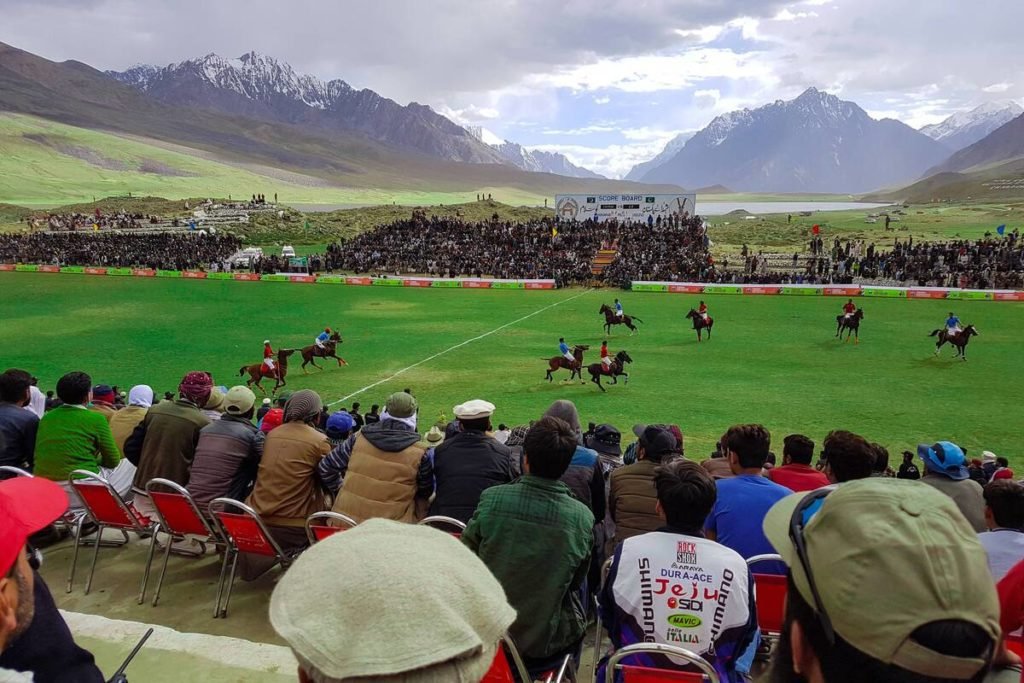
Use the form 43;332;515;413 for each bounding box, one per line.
821;430;876;483
896;450;920;480
768;434;829;492
126;372;212;520
108;385;153;453
463;416;593;670
764;478;1000;683
33;372;125;500
0;369;38;472
431;400;515;523
87;385;117;422
186;386;265;510
979;480;1024;581
607;425;678;554
326;392;433;523
705;424;790;573
598;460;757;682
918;441;987;532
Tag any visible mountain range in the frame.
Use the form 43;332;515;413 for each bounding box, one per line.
624;132;694;181
463;129;602;178
920;101;1023;152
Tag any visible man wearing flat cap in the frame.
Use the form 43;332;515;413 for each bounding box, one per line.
430;399;515;524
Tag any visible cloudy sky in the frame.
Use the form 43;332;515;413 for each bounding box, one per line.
1;0;1020;177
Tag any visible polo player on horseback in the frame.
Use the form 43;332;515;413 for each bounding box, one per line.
614;299;624;318
559;338;574;363
698;300;710;322
600;340;612;371
945;312;962;337
263;340;279;380
842;299;856;321
315;327;332;350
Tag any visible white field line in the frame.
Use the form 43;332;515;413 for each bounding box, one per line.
326;288;592;406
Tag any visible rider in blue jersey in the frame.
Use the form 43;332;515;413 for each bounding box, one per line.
559;337;574;362
614;298;624;318
315;327;332;349
945;313;962;336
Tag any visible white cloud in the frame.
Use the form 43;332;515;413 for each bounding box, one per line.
593;96;611;105
983;82;1012;93
529;141;674;179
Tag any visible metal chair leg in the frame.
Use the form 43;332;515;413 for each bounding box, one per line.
137;523;160;605
152;532;175;607
84;523;104;595
67;515;84;593
213;548;232;619
219;551;240;619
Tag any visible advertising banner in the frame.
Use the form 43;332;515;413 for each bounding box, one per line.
741;286;781;295
907;289;948;299
346;277;373;286
233;273;260;282
15;265;38;272
0;264;15;271
631;283;668;292
132;269;156;277
60;266;85;274
491;281;525;289
260;274;289;282
107;268;133;276
402;279;434;287
316;276;346;284
157;270;182;278
822;287;861;296
781;287;822;296
371;278;403;287
704;285;743;294
39;265;60;273
861;288;905;297
994;292;1024;301
948;290;993;301
524;281;556;290
206;272;233;280
182;271;207;279
84;267;108;276
431;280;460;288
669;284;704;294
462;280;493;289
288;275;316;284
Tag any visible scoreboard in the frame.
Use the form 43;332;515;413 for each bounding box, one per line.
553;193;696;223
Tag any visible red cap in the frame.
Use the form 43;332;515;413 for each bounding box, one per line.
260;408;284;433
0;477;68;576
994;469;1015;481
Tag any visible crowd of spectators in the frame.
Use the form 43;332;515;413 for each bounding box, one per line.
0;232;242;270
3;363;1024;681
29;210;150;232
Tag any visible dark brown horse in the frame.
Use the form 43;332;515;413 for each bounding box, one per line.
544;344;589;382
587;350;632;392
240;348;295;395
685;309;714;342
301;331;347;372
836;309;864;344
600;304;642;335
929;325;979;361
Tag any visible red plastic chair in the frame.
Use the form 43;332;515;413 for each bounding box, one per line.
67;469;152;595
209;497;297;618
1005;633;1024;658
482;634;571;683
304;511;358;544
747;554;788;637
0;465;32;478
139;478;226;607
604;643;720;683
418;515;467;538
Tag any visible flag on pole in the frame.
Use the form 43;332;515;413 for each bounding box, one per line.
997;224;1006;236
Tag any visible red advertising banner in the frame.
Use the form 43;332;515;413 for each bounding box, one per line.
288;275;316;284
0;264;14;271
907;289;948;299
995;291;1024;302
668;284;704;293
823;287;860;296
84;267;108;276
463;280;492;289
346;277;373;286
233;273;260;281
524;281;555;290
403;279;433;287
742;286;781;295
132;268;156;278
38;265;60;273
182;271;207;279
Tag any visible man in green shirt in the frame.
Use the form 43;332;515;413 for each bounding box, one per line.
34;372;124;506
463;415;593;671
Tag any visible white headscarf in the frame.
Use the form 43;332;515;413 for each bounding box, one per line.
128;385;155;409
24;386;45;418
380;410;417;432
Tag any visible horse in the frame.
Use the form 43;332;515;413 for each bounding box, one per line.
544;344;589;382
586;350;632;392
240;348;296;395
685;309;714;342
929;325;979;361
835;309;865;344
300;331;347;373
599;304;643;336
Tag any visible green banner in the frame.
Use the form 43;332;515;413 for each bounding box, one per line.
261;274;289;282
781;287;822;296
705;286;743;294
317;276;346;284
288;257;308;268
157;270;182;278
862;288;905;298
631;283;668;292
948;290;993;300
431;280;460;288
59;266;85;274
15;265;38;272
206;272;233;280
371;279;403;286
491;281;525;289
107;268;133;276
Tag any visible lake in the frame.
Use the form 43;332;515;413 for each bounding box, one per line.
292;200;891;216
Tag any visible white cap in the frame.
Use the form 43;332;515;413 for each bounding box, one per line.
982;451;998;463
263;339;271;345
453;399;495;420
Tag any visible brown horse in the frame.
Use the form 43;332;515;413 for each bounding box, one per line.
587;350;632;392
685;309;714;342
929;325;979;361
301;331;347;373
240;348;295;395
544;344;589;382
600;304;642;335
836;309;864;344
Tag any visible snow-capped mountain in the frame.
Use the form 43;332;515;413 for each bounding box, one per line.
108;52;504;164
920;101;1024;152
624;132;695;181
639;88;949;193
465;129;603;178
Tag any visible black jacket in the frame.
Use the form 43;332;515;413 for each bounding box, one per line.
430;431;515;523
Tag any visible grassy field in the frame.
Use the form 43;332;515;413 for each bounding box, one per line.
2;272;1021;463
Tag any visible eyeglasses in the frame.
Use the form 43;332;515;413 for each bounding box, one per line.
788;487;836;645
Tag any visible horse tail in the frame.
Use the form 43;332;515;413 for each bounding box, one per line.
239;365;247;376
928;330;941;337
632;317;643;324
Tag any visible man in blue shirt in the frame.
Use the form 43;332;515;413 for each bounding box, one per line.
558;337;574;363
614;299;624;318
705;424;791;574
945;312;962;336
314;327;331;350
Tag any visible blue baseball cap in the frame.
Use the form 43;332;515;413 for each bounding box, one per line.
917;441;968;481
326;410;355;437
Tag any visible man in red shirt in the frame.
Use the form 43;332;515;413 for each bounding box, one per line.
768;434;829;492
842;298;856;319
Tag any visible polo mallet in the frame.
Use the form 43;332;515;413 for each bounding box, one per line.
107;627;153;683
